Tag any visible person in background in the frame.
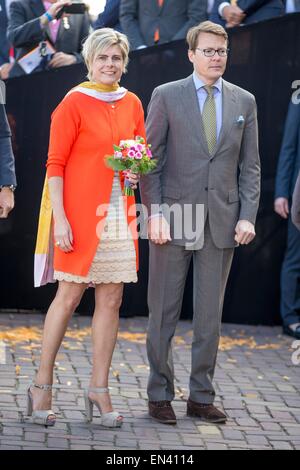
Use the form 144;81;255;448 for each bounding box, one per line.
0;104;16;218
120;0;207;50
0;0;14;79
7;0;90;77
274;101;300;340
94;0;122;32
210;0;284;28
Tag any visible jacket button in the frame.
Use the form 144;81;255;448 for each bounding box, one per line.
205;187;208;191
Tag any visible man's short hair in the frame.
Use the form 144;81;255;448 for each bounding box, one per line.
187;21;228;51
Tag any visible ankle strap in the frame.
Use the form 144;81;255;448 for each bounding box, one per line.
88;387;109;393
32;383;52;391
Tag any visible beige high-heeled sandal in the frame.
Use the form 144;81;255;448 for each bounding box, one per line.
84;387;123;427
26;383;56;427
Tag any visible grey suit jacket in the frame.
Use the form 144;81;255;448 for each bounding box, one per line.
120;0;207;50
7;0;90;76
140;75;261;249
0;105;16;187
292;170;300;231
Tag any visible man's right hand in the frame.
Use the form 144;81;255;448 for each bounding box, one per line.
148;215;172;245
45;0;72;20
223;5;246;27
274;197;289;219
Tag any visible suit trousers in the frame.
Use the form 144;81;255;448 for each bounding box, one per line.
280;217;300;326
147;220;234;404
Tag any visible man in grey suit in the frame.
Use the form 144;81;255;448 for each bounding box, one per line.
120;0;207;50
0;103;16;218
140;21;261;425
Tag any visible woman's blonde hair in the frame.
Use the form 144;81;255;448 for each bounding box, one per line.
82;28;130;81
187;21;228;51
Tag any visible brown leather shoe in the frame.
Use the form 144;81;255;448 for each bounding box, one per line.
149;401;177;425
187;399;227;424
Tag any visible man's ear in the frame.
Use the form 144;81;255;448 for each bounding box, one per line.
188;49;194;65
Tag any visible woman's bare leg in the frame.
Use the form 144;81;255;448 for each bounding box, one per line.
31;281;86;412
89;283;124;413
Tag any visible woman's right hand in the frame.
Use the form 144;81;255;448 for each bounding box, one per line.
47;0;72;20
54;216;74;253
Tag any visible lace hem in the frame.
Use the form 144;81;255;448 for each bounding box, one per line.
54;270;138;284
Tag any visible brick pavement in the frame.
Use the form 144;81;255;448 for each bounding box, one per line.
0;313;299;450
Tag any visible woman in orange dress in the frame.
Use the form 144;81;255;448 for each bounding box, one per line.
28;28;145;428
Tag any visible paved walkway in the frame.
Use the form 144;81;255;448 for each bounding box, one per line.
0;313;299;450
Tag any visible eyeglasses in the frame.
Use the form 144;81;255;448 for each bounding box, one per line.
196;48;229;57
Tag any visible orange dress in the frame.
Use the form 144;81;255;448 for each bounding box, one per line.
46;90;146;279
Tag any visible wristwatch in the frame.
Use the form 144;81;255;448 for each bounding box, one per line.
0;185;16;192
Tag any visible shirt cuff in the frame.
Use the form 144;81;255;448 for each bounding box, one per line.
219;2;231;18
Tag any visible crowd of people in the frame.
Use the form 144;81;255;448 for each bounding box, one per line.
0;0;300;79
0;1;299;429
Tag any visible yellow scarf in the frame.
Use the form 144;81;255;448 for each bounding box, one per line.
78;81;120;92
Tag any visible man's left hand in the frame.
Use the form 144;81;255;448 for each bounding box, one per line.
0;188;15;218
49;52;76;68
235;220;256;245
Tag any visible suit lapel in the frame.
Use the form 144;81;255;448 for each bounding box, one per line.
212;79;237;157
56;17;65;45
181;75;210;157
56;15;73;47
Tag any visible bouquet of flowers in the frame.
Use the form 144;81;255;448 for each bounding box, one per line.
105;136;157;196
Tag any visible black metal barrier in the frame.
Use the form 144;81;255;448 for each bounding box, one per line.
1;13;300;325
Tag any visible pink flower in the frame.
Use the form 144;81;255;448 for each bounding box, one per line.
114;151;123;159
146;148;153;158
135;152;143;159
128;150;135;158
